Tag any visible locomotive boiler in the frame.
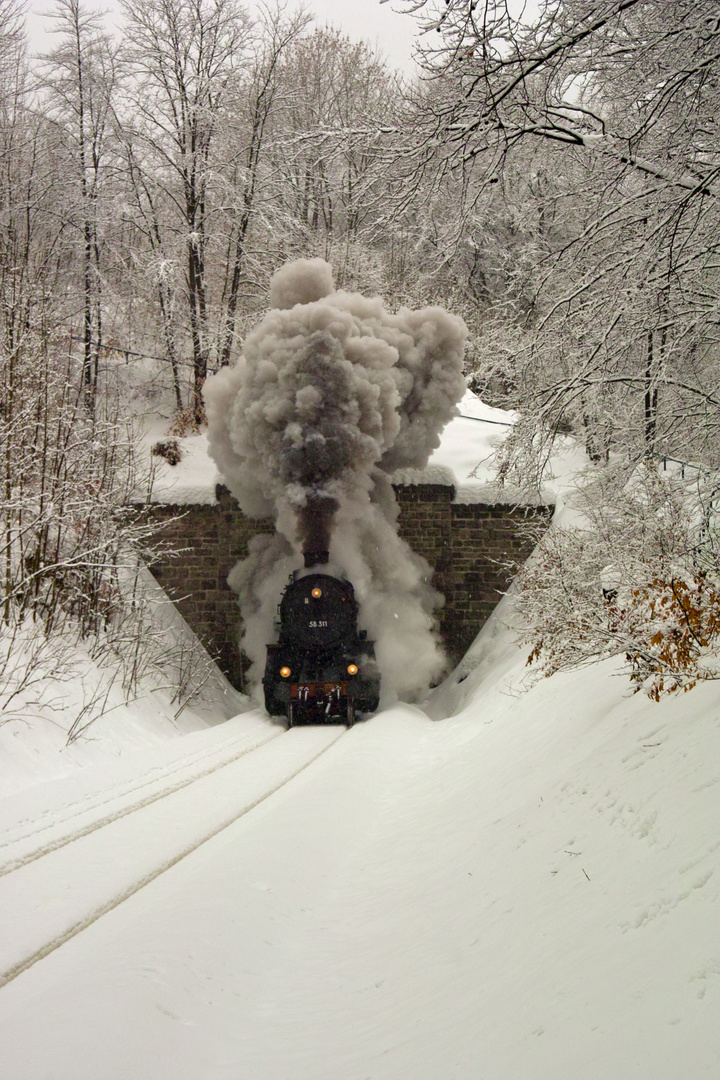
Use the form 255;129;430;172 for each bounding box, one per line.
263;553;380;726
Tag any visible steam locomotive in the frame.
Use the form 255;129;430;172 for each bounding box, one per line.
263;553;380;726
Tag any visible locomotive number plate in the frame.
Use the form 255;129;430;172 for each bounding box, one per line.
308;620;328;628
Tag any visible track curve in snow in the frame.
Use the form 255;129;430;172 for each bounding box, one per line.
0;725;345;986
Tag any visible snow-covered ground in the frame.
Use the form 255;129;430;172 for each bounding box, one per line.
1;392;717;1076
0;622;717;1078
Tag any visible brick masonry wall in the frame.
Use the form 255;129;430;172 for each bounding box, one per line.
146;484;551;691
393;486;552;664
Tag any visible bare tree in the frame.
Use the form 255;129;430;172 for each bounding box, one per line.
252;26;408;303
119;132;187;410
381;1;720;688
276;29;400;241
392;2;720;478
0;4;177;725
120;0;252;422
215;3;310;368
41;0;119;412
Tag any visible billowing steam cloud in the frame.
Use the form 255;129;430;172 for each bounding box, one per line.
204;259;467;704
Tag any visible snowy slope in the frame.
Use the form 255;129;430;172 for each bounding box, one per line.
0;633;717;1078
0;569;250;797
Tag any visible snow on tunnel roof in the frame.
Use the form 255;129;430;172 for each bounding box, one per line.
144;390;556;507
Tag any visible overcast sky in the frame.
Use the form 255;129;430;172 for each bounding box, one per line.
25;0;421;73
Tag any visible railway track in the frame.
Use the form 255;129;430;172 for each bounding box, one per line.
0;724;347;988
0;720;282;878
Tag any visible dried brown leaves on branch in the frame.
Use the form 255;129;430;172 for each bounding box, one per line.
515;467;720;697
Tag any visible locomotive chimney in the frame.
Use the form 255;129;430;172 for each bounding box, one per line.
304;550;329;568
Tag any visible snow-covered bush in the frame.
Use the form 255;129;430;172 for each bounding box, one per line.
622;574;720;700
0;326;203;736
516;466;720;698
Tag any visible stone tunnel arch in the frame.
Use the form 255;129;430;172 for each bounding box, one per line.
146;483;552;692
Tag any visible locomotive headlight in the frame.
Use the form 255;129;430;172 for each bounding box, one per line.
347;663;359;676
280;666;291;678
311;587;322;598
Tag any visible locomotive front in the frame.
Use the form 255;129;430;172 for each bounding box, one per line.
263;562;380;726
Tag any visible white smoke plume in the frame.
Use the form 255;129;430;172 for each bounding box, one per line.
204;259;467;704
